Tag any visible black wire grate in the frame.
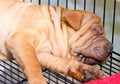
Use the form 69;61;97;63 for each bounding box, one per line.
0;0;120;84
0;61;81;84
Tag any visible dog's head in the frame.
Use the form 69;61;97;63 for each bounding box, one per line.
62;10;113;65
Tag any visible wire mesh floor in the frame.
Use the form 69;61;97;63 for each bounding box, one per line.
0;61;81;84
0;53;120;84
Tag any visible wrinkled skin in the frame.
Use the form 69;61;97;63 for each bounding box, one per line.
0;0;113;83
74;36;113;65
62;10;113;65
72;25;113;65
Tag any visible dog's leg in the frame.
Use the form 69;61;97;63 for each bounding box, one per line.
37;52;106;82
6;33;46;84
0;54;9;60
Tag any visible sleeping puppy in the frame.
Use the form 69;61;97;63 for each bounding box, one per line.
0;0;113;84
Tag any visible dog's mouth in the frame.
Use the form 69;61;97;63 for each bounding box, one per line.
74;53;102;65
73;37;113;65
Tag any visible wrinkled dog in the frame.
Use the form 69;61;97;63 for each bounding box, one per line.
0;0;113;84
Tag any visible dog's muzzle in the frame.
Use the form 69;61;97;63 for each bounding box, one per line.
74;37;113;65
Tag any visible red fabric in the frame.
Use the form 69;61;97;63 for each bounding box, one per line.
84;73;120;84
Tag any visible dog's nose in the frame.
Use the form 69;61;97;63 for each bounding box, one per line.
106;42;113;56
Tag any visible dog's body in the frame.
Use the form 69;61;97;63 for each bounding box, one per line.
0;0;113;84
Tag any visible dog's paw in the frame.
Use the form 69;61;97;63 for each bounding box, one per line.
81;67;106;82
67;63;106;82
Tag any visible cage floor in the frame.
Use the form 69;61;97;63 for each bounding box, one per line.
0;61;81;84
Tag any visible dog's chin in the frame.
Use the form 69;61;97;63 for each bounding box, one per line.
74;54;104;65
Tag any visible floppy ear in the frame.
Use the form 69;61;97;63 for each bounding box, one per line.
62;11;83;30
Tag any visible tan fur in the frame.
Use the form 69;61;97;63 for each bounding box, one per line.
0;0;113;84
62;10;83;30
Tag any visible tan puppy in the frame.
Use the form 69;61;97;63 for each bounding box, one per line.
0;0;113;84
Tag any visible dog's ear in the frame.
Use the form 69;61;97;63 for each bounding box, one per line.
62;11;83;30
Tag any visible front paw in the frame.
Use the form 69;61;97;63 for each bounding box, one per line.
82;67;106;82
67;63;106;82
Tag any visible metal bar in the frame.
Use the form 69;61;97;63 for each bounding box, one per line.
16;79;27;84
44;70;75;83
110;56;120;62
100;0;106;69
3;61;6;83
103;0;106;27
102;66;118;74
108;61;120;68
1;61;22;73
0;78;6;84
39;0;41;4
57;0;59;6
44;70;65;83
112;51;120;56
111;0;116;44
10;62;13;83
48;0;50;5
104;71;110;75
66;0;68;8
110;0;117;74
11;61;19;67
0;73;14;84
44;75;58;83
84;0;86;10
93;0;96;13
105;63;120;71
0;64;24;79
0;70;19;82
74;0;76;10
48;70;50;83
